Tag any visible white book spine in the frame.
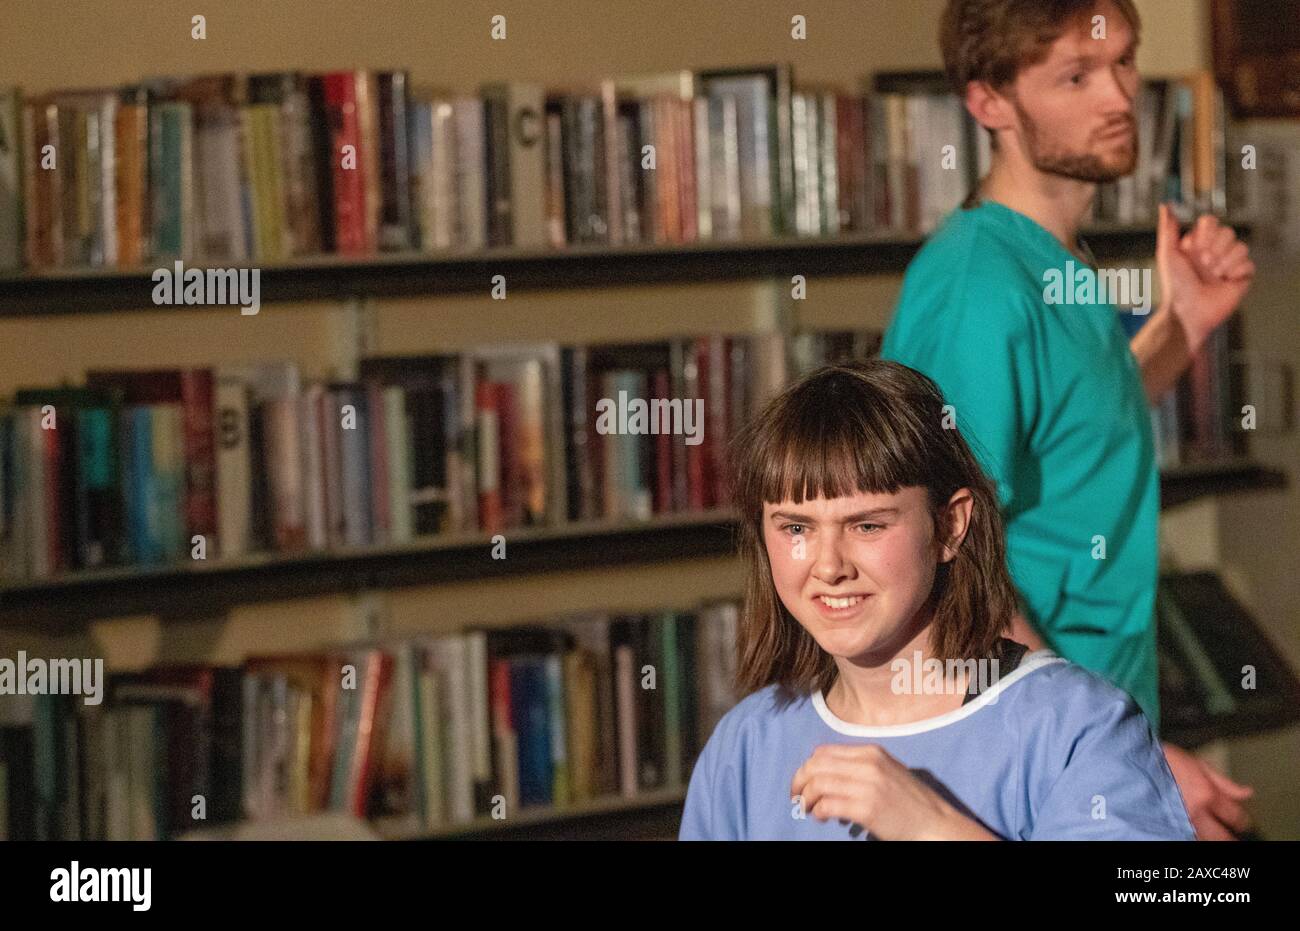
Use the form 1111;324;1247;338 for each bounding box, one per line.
214;373;252;559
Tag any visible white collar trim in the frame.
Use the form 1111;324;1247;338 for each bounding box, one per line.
811;649;1066;737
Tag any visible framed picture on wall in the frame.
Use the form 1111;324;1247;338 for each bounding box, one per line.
1212;0;1300;117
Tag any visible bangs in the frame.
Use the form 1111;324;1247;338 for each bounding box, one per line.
736;366;939;511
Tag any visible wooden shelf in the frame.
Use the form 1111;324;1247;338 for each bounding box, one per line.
1159;459;1287;508
0;223;1210;317
0;510;737;629
179;789;687;841
375;787;686;841
0;457;1284;630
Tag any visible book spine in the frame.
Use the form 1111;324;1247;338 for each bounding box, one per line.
299;386;327;551
0;88;21;269
475;379;501;533
180;369;217;554
377;71;413;250
150;102;192;259
384;385;413;543
322;73;367;254
214;374;251;559
264;395;305;551
365;382;391;545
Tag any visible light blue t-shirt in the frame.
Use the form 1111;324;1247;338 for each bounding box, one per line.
679;651;1194;840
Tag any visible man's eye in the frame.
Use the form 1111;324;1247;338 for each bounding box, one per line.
1070;72;1086;85
857;523;883;534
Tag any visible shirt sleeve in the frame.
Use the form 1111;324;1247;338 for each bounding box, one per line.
678;723;745;840
1025;687;1195;840
881;281;1041;516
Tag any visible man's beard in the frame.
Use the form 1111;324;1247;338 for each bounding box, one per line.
1013;97;1137;183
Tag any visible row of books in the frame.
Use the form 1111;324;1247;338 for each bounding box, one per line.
871;71;1229;230
0;65;1232;273
1120;312;1247;468
0;329;880;582
0;602;740;841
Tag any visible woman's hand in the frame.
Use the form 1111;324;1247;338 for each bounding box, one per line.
791;743;999;840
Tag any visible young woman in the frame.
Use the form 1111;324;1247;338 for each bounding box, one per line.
679;359;1195;840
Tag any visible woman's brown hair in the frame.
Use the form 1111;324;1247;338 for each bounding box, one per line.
729;358;1019;700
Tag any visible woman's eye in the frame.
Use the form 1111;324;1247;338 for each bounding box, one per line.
1070;72;1085;85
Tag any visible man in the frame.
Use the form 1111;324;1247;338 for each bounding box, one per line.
881;0;1256;840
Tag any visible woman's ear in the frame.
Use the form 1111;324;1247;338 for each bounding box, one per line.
938;488;974;563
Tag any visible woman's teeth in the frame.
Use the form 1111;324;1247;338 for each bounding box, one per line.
819;595;864;609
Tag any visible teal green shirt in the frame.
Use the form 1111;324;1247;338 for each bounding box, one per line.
881;201;1161;731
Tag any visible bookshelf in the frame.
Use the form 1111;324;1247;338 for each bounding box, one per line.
0;509;737;628
0;461;1285;630
0;224;1287;842
374;786;686;841
0;25;1290;841
0;223;1253;317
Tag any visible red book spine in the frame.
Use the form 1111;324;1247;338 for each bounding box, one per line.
494;382;520;527
350;651;394;818
661;96;681;243
323;72;368;255
836;95;856;230
180;369;217;549
488;656;514;803
490;658;513;735
676;98;697;242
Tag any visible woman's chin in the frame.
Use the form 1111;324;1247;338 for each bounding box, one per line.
810;625;879;658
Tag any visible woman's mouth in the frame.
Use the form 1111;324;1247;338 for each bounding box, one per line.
813;594;871;618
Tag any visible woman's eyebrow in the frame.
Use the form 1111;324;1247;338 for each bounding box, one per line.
841;508;899;522
768;508;898;523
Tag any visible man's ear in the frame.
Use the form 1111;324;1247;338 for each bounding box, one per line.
938;488;975;563
965;80;1015;139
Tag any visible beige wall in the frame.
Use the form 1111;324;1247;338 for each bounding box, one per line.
2;0;1297;835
